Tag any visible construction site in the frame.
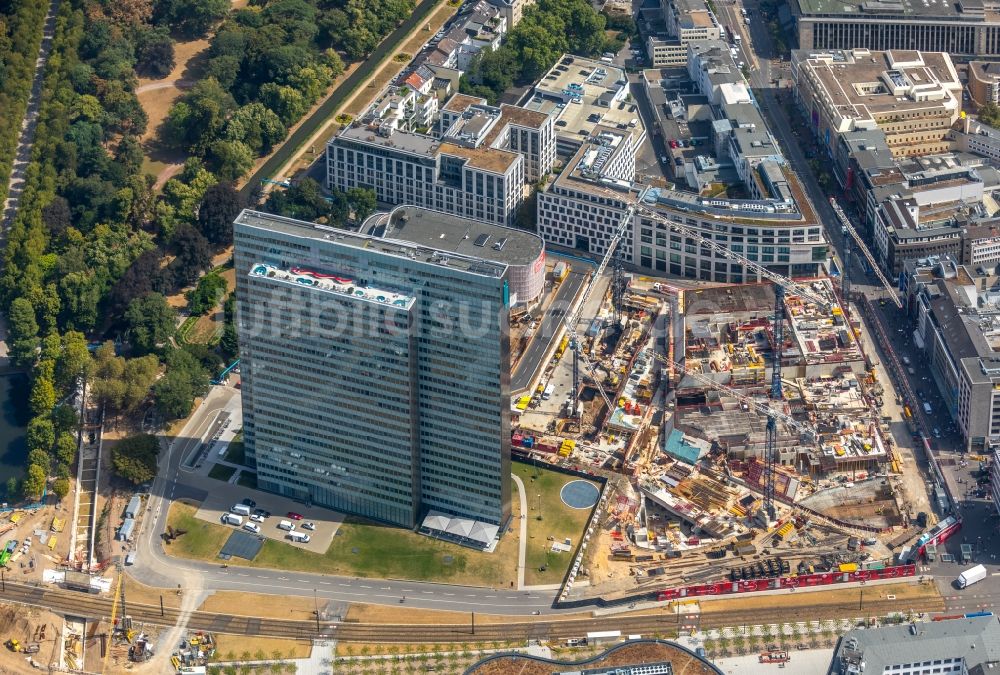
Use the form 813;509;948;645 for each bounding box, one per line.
509;202;935;605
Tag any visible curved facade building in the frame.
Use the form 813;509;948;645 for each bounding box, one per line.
364;205;546;306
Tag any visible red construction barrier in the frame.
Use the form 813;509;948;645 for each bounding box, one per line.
656;565;915;602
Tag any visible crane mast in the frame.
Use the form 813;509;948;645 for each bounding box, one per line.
828;197;902;309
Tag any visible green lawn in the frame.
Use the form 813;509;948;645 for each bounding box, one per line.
208;463;236;482
515;462;599;586
164;486;524;587
224;434;245;466
237;471;257;489
165;501;227;559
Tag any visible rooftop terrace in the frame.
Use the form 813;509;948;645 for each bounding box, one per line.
248;263;416;310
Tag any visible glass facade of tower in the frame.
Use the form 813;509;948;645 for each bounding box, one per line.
233;211;512;530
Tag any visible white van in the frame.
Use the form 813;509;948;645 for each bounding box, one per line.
288;531;311;543
221;513;242;526
277;520;295;531
231;504;252;516
923;402;933;415
542;384;554;400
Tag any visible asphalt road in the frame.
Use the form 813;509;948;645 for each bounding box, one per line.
511;264;589;392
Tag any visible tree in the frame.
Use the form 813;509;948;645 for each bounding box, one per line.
125;293;177;354
207;139;254;182
220;322;239;360
197;182;242;246
4;478;17;500
979;101;1000;127
161;79;236;154
225;103;287;155
155;0;229;38
8;297;39;366
187;273;228;315
122;354;160;411
258;83;308;126
57;331;93;391
22;464;47;500
52;477;70;500
29;375;56;416
154;348;209;419
56;432;77;466
91;342;127;410
52;405;79;435
167;225;212;287
345;187;376;223
26;417;55;454
135;27;176;79
111;433;160;484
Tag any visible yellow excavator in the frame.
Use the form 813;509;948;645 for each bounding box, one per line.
5;639;40;653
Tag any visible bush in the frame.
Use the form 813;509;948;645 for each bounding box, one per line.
112;434;160;484
186;273;228;316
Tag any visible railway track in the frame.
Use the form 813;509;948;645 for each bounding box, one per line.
0;580;945;643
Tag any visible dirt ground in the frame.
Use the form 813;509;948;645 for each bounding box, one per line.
345;603;593;625
696;581;941;615
123;576;183;610
212;634;313;660
198;591;319;621
0;604;64;674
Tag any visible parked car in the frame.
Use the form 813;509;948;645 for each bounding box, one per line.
242;498;256;508
243;522;261;534
252;509;271;519
250;514;265;523
302;522;316;531
286;512;304;520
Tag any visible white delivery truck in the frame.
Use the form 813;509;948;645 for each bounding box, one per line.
542;384;554;400
231;504;252;516
287;531;311;543
958;564;987;589
277;520;295;531
221;513;242;526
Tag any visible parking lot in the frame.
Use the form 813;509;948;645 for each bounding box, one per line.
193;489;343;555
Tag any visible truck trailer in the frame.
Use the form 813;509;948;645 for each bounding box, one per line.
958;564;987;589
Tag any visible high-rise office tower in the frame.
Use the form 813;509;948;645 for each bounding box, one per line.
233;207;544;544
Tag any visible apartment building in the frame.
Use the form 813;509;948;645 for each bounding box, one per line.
646;0;723;67
485;0;534;28
439;94;556;182
327;90;555;226
792;0;1000;58
233;208;520;544
792;48;961;159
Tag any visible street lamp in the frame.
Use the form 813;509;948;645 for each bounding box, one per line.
536;494;543;521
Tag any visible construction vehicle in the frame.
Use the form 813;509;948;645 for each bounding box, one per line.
5;639;40;653
759;650;790;663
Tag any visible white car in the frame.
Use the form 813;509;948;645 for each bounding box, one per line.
250;514;265;523
243;522;261;534
302;521;316;531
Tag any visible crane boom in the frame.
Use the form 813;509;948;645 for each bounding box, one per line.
634;204;831;309
828;197;902;309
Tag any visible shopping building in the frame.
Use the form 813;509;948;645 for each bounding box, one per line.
792;0;1000;58
791;48;961;159
233;208;521;543
536;41;827;281
904;257;1000;451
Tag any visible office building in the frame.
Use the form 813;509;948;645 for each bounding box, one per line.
537;42;827;281
792;49;961;159
522;55;643;159
904;257;1000;451
830;615;1000;674
792;0;1000;58
646;0;723;67
233;207;533;543
969;61;1000;106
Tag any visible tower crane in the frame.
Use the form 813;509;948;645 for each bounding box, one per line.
828;197;902;309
